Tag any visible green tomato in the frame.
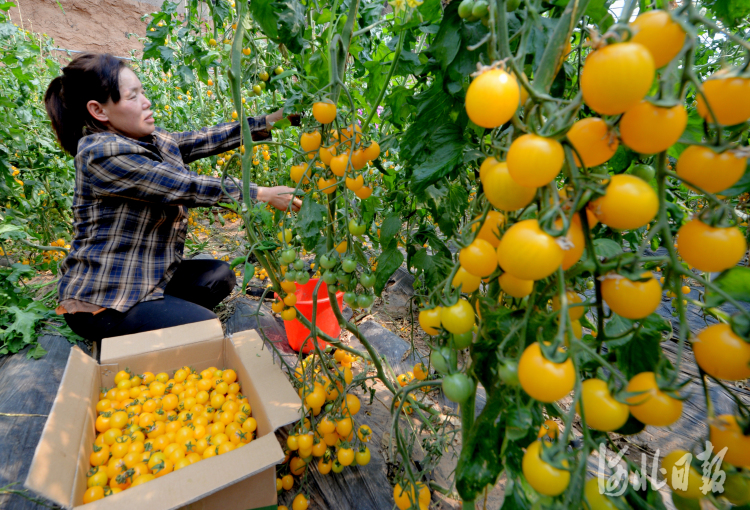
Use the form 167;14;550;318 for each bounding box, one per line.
584;478;621;510
628;163;656;182
586;280;595;290
342;258;357;273
293;259;305;271
614;413;646;436
431;350;449;375
723;473;750;505
506;0;520;10
471;0;489;17
452;331;473;350
284;271;297;282
498;360;519;386
348;219;366;236
671;493;701;510
344;292;358;307
281;249;296;264
457;0;475;18
259;71;270;81
357;294;374;309
275;66;284;75
431;347;455;375
322;270;338;285
651;236;660;251
320;255;337;269
296;271;310;285
331;460;345;474
336;273;351;286
258;81;266;90
252;84;262;94
359;273;376;288
442;373;475;403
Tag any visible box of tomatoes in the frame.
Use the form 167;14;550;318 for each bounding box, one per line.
23;319;300;510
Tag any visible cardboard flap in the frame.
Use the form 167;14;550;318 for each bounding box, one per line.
228;330;300;431
100;319;224;364
84;433;284;510
24;346;99;509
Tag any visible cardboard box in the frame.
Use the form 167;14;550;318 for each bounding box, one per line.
24;319;300;510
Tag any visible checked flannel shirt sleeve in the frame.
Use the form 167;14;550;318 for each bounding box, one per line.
172;115;268;164
84;143;245;206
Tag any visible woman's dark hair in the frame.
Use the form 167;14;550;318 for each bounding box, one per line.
44;53;127;156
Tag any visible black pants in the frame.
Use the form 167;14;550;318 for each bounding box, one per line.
64;259;236;348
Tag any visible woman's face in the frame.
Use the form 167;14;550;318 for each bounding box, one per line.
88;67;155;139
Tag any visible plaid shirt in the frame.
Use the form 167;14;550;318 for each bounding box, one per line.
58;116;266;313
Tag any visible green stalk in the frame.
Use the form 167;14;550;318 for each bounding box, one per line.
329;0;360;103
531;0;591;93
460;390;476;510
361;24;403;132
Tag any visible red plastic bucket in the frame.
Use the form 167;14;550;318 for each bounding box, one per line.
280;278;344;353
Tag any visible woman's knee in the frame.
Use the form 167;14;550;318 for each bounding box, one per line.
214;261;236;290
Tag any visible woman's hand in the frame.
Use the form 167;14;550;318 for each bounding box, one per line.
265;108;285;127
257;186;302;212
265;108;302;128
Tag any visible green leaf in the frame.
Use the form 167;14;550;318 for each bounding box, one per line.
303;51;329;89
410;124;465;194
608;145;639;172
613;313;669;379
593;238;622;258
704;267;750;307
26;343;47;359
272;117;291;129
428;2;462;71
0;301;50;355
295;199;327;251
585;0;614;25
212;0;231;23
242;258;253;292
275;0;307;54
668;112;704;159
380;213;402;248
374;246;404;295
176;65;195;87
705;0;750;27
505;406;533;440
249;0;279;39
603;314;634;348
0;22;15;37
456;392;505;501
270;70;295;82
669;492;701;510
248;0;306;53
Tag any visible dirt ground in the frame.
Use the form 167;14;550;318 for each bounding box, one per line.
9;0;172;57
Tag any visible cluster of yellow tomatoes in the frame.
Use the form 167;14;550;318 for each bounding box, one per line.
252;144;272;166
414;7;750;505
287;100;379;201
275;350;374;510
41;238;68;264
83;366;256;503
393;363;432;414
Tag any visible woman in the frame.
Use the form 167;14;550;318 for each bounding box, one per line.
44;53;300;349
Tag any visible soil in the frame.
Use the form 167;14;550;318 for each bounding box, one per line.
9;0;171;58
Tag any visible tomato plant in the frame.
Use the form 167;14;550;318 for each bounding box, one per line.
7;0;750;505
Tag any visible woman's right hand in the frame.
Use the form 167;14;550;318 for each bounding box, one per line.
257;186;302;212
